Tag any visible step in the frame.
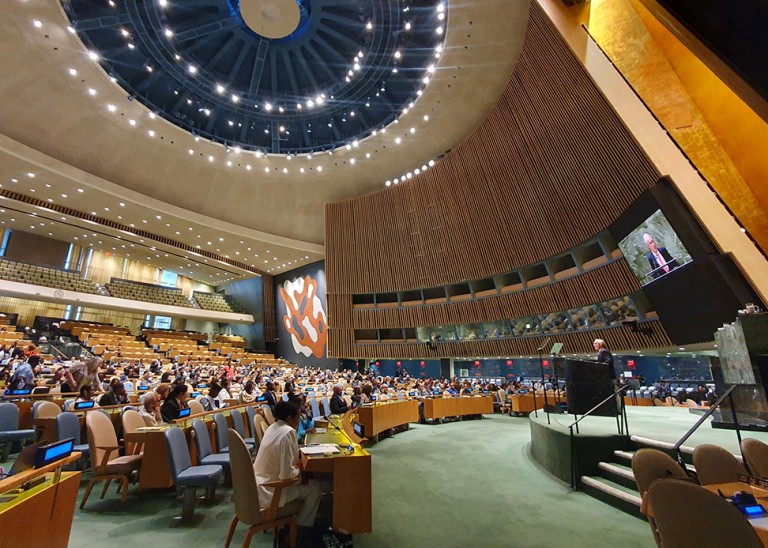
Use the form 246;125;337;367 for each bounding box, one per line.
597;461;637;490
614;449;696;473
580;476;643;517
630;435;743;463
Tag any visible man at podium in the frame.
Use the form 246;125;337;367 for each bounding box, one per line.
593;339;616;380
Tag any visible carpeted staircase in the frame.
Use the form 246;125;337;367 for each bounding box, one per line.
579;435;742;516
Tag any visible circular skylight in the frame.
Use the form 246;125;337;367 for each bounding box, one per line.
63;0;447;154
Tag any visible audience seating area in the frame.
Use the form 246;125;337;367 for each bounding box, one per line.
105;279;192;308
0;260;249;315
0;258;98;294
193;291;243;313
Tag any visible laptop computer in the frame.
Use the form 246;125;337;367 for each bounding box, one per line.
3;441;45;477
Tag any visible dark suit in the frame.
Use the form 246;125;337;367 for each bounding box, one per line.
330;393;348;414
646;247;677;279
597;348;616;380
160;397;187;422
263;390;277;411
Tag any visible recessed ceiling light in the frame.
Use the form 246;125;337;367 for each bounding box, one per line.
68;68;77;76
88;88;97;96
88;51;99;61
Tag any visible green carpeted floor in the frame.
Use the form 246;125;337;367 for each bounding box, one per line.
63;415;653;547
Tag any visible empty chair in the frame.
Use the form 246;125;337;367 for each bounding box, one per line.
121;410;145;455
229;410;256;448
36;401;62;419
213;413;253;454
164;426;223;522
692;444;748;485
742;438;768;478
187;399;205;415
0;402;36;461
648;479;761;548
63;399;76;411
191;419;230;479
123;381;135;394
32;401;45;420
80;410;142;509
261;405;275;425
224;429;299;548
56;412;90;468
309;398;321;418
253;414;268;446
632;448;689;545
245;406;258;438
321;397;331;417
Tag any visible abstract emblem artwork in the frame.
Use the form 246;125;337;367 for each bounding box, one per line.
279;275;328;358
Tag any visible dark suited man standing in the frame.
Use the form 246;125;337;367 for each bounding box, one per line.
643;233;678;279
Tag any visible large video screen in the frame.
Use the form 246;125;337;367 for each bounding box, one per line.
617;210;693;286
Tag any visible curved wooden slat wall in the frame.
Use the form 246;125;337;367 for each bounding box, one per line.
329;321;671;359
325;4;669;358
338;260;640;330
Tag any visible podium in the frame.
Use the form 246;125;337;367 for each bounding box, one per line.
564;358;617;417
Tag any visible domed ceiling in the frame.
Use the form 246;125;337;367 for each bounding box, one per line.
63;0;446;154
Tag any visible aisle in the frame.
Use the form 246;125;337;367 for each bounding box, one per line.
69;415;653;547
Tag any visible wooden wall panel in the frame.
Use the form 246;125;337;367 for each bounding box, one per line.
325;3;671;358
262;274;276;342
339;260;641;330
326;3;660;296
328;321;672;359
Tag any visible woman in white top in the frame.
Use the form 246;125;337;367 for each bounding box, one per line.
139;392;162;426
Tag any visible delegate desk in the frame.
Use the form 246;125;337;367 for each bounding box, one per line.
0;452;82;548
302;415;371;535
355;399;419;441
423;395;494;420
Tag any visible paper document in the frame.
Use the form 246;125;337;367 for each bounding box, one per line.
313;428;327;434
300;444;341;455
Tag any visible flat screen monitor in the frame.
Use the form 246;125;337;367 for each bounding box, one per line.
73;401;95;410
177;408;191;418
518;389;529;395
190;391;201;398
432;389;440;395
408;391;416;397
7;388;32;396
371;395;377;402
34;438;74;468
353;422;365;438
256;395;267;403
138;385;150;391
617;209;692;286
198;383;207;388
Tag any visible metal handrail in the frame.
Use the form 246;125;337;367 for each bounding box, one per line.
569;384;631;490
569;385;630;429
673;383;743;470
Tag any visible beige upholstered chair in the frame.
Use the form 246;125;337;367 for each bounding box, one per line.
187;399;205;416
121;410;145;455
36;401;62;419
261;405;275;425
80;410;142;509
692;444;747;485
224;429;299;548
632;448;689;546
742;438;768;478
648;479;761;548
253;414;268;445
